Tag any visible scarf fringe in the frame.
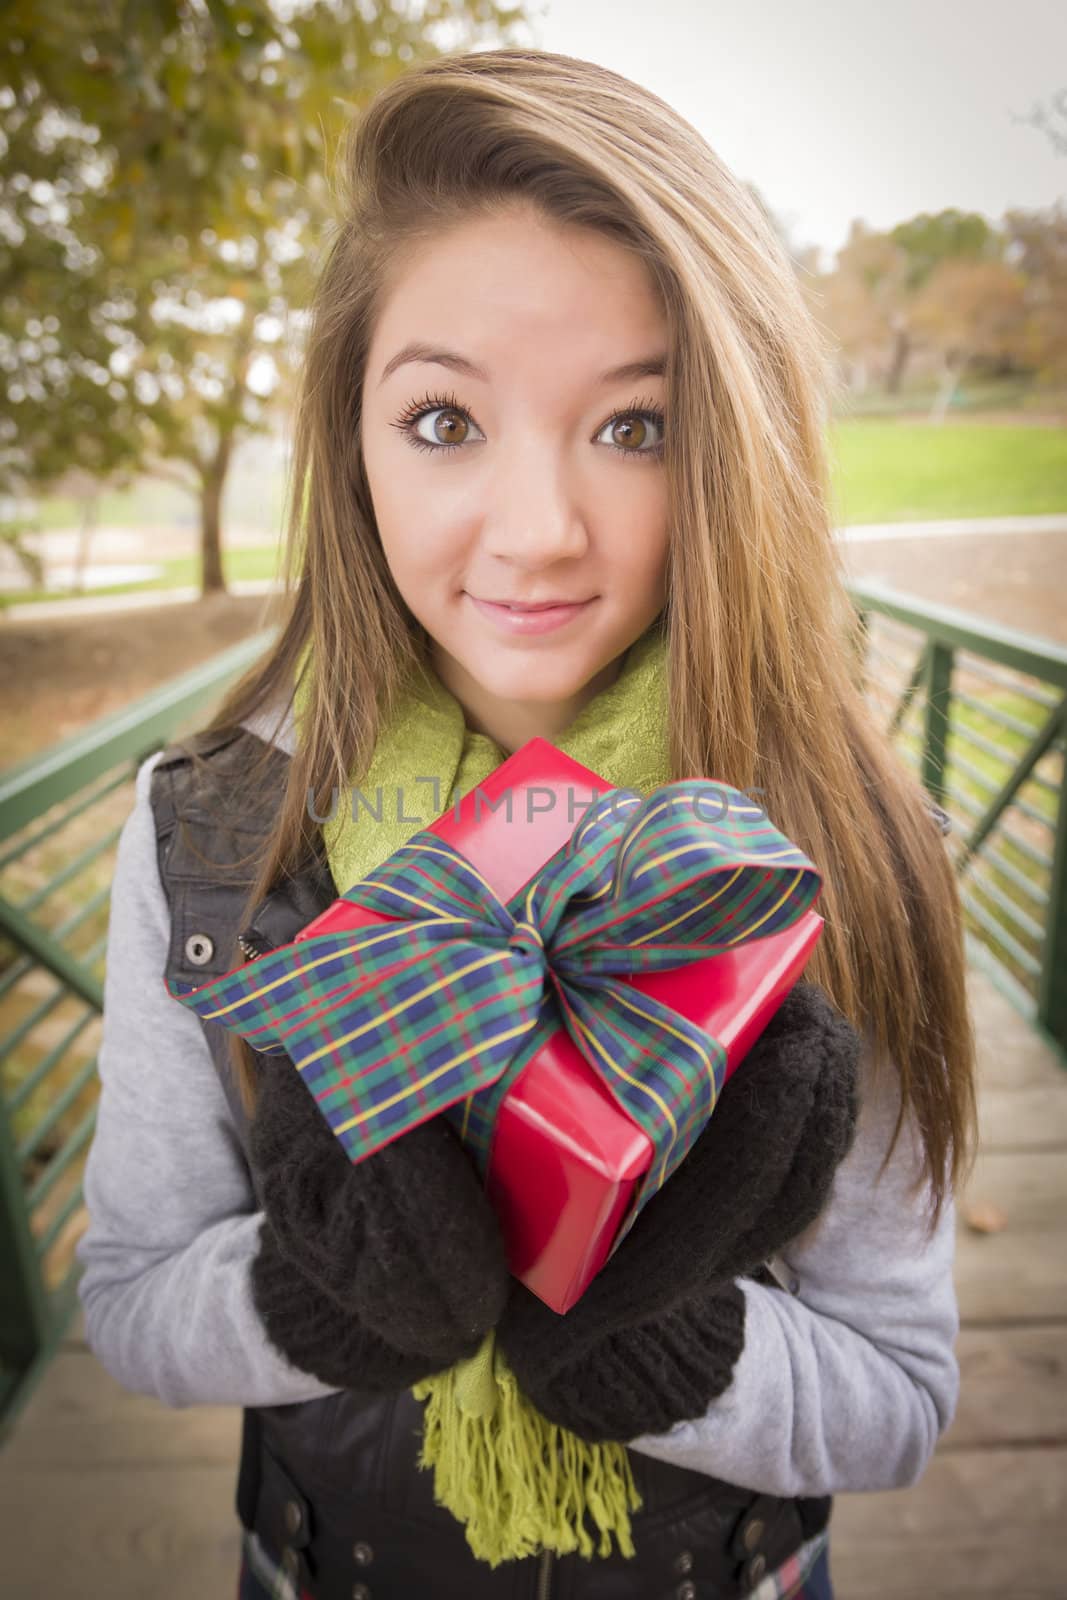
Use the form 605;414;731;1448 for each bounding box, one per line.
412;1342;642;1568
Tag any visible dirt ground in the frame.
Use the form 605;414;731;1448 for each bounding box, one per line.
1;523;1064;770
1;593;274;766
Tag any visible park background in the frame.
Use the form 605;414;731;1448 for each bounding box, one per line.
0;3;1065;1597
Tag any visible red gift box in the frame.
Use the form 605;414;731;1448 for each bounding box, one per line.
296;737;823;1312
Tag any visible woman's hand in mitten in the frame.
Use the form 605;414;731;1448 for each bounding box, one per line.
497;1275;747;1444
558;980;862;1332
497;982;861;1442
248;1054;510;1369
250;1215;461;1394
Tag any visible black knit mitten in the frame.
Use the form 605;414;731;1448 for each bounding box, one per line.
250;1214;458;1392
499;1276;747;1443
248;1052;511;1369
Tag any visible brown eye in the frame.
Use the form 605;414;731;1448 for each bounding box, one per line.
392;393;485;454
611;416;647;449
427;409;468;445
595;408;665;457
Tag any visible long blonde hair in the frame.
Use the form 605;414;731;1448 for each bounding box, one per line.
200;47;976;1229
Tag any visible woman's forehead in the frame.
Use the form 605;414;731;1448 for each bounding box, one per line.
368;210;668;389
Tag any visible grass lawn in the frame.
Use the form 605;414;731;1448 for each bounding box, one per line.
829;420;1067;524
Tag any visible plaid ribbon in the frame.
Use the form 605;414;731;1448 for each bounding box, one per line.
167;780;821;1233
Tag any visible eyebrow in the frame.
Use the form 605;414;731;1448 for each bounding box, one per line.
377;342;667;389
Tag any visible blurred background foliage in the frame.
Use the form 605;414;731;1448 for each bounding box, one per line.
0;0;530;589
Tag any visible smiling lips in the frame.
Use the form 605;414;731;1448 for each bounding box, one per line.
467;594;595;634
485;599;590;610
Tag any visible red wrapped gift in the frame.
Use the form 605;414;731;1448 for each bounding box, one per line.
296;737;823;1313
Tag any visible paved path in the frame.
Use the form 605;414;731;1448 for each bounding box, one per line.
0;963;1063;1598
838;516;1067;647
838;513;1067;542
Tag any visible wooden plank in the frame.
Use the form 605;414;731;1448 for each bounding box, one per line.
944;1326;1067;1449
0;1340;241;1597
831;1448;1067;1598
954;1258;1064;1333
974;1027;1066;1091
0;1459;241;1600
960;1149;1067;1230
956;1150;1067;1321
967;971;1065;1092
978;1084;1067;1149
0;1347;240;1468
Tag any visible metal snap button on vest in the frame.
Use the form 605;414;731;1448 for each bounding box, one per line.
672;1549;694;1576
742;1516;765;1551
185;932;215;966
351;1585;372;1600
352;1540;374;1566
745;1553;768;1585
676;1582;697;1600
284;1499;303;1536
281;1546;300;1580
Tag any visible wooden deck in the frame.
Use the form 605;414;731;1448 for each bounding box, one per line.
1;963;1064;1598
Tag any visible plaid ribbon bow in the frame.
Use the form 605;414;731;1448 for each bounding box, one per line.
168;780;821;1233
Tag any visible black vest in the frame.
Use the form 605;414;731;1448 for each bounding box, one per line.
149;725;832;1600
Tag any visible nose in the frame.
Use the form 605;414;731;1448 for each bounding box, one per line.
480;438;590;570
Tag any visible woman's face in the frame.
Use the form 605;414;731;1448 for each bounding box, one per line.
360;203;670;753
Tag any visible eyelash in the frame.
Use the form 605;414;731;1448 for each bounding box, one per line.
389;389;666;462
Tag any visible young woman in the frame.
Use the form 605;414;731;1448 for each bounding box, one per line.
77;47;977;1600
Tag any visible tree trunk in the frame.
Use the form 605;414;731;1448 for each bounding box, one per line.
72;495;97;594
198;304;261;596
198;311;258;596
199;428;237;595
885;322;911;395
199;467;227;598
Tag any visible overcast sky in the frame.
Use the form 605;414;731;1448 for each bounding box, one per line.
531;0;1066;266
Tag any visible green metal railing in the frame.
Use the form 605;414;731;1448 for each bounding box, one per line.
0;589;1065;1439
849;581;1067;1049
0;630;274;1440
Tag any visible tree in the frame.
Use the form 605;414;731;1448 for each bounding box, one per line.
1005;95;1067;385
813;210;1021;399
884;210;1002;394
1013;87;1067;158
0;0;531;594
815;221;911;394
1004;203;1067;383
908;257;1027;419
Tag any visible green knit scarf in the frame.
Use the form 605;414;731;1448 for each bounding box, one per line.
294;619;672;1566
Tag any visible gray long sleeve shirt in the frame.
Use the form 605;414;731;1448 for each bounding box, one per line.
75;747;961;1497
